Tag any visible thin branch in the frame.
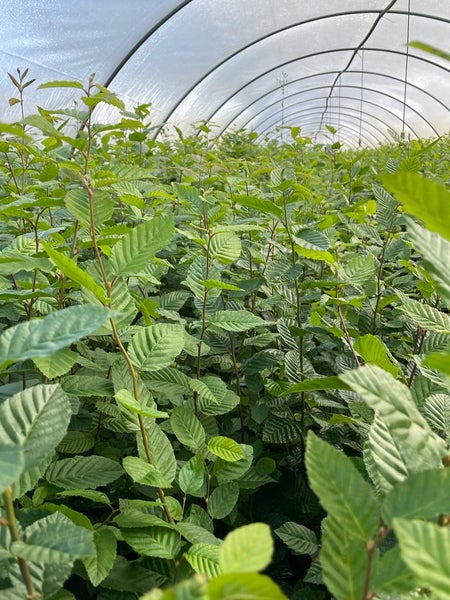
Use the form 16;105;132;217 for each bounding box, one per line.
3;487;38;599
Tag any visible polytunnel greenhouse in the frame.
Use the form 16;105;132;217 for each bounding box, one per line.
0;2;449;599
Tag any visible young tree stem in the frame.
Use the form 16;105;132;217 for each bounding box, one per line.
3;487;39;599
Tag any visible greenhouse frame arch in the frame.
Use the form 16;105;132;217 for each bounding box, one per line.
0;0;448;146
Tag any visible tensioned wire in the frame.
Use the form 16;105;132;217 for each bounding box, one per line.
401;0;412;137
317;0;399;133
359;48;365;146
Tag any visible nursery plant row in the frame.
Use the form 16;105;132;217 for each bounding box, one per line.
0;74;449;599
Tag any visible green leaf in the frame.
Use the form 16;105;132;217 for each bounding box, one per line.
305;432;379;540
382;468;450;523
374;183;398;230
208;573;287;600
424;353;450;379
207;436;244;462
365;415;409;493
176;522;219;546
144;366;192;397
46;455;124;489
100;555;166;594
56;431;94;454
153;290;191;311
12;452;54;499
213;445;253;483
303;557;322;586
183;255;222;301
0;289;54;301
62;375;114;397
11;512;94;563
354;334;399;377
342;254;375;285
424;393;450;439
179;456;205;495
409;41;450;61
45;591;75;600
141;576;207;600
83;527;117;586
394;518;450;599
123;456;172;488
189;375;224;405
234;195;283;220
275;522;318;555
129;324;185;372
141;420;177;484
185;543;221;578
262;413;302;444
39;563;75;599
0;251;53;275
0;383;71;470
42;242;108;303
0;305;112;370
198;386;240;416
99;164;153;183
208;482;239;519
209;231;241;264
3;559;74;600
199;280;243;291
399;301;450;333
341;366;447;476
209;310;269;332
84;268;137;334
122;526;180;559
370;545;413;595
0;121;33;140
41;502;93;530
38;80;85;89
109;216;174;275
406;220;450;303
65;188;114;226
56;489;111;505
381;172;450;241
295;229;330;250
23;114;63;137
294;245;335;264
115;509;171;529
115;389;169;419
320;516;369;600
219;523;273;574
82;90;124;111
284;376;351;394
0;445;24;493
171;405;206;451
33;348;78;379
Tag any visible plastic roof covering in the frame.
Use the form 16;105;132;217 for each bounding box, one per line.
1;0;449;147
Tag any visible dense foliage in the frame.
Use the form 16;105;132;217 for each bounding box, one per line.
0;72;449;600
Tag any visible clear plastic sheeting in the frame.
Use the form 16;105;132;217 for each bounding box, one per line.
1;0;449;147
